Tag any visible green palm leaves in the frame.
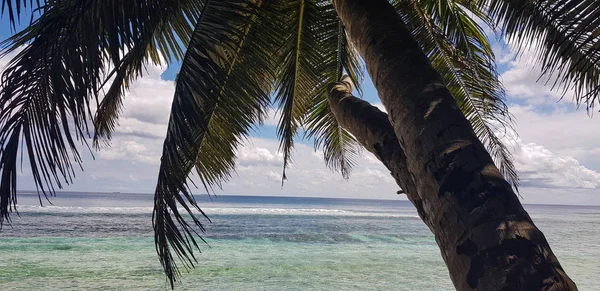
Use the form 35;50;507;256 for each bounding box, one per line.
154;1;363;285
482;0;600;109
153;0;275;284
275;0;362;181
0;0;201;224
305;3;363;179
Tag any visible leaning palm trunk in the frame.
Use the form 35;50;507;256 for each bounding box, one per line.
327;80;421;212
331;0;577;290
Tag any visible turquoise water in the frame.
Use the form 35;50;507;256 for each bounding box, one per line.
1;193;598;290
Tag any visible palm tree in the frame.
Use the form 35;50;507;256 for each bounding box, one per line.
1;0;597;289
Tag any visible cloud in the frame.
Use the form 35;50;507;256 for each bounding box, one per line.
92;63;173;166
0;48;21;72
263;108;280;127
366;100;600;192
488;36;600;200
3;56;402;199
372;102;386;113
497;38;586;108
99;140;161;165
3;55;174;192
500;48;563;104
224;137;399;199
109;64;173;139
512;138;600;189
119;78;173;124
509;105;600;172
237;144;283;167
4;47;600;205
110;117;167;139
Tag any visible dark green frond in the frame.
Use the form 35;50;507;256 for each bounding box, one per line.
272;0;324;183
305;2;362;178
482;0;600;109
0;0;200;226
93;50;144;148
305;96;361;178
93;1;202;147
152;0;278;286
394;0;519;190
0;0;42;28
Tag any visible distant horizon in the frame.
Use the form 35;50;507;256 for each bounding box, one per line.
3;37;600;206
15;189;600;207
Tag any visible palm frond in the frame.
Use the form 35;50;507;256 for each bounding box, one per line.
152;0;279;286
272;0;325;183
394;0;519;190
92;49;144;147
482;0;600;110
305;2;363;178
93;1;202;147
0;0;200;225
0;0;42;28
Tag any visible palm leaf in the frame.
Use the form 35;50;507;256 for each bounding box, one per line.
152;0;280;286
272;0;325;183
393;0;519;190
481;0;600;109
0;0;201;225
305;2;363;178
0;0;42;28
93;0;203;147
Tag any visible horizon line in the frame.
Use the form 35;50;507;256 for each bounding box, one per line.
15;189;600;207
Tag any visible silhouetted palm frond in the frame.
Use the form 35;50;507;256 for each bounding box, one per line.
272;0;326;183
0;0;201;224
304;1;363;179
152;0;279;286
482;0;600;110
1;0;42;28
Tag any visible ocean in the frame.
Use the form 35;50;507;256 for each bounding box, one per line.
1;192;598;290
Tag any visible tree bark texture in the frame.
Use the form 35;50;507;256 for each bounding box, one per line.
328;80;424;215
331;0;578;290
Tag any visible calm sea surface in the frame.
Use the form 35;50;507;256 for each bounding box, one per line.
1;192;598;290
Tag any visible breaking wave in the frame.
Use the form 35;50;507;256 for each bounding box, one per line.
15;205;419;218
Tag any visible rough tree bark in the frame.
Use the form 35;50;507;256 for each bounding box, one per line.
328;79;422;215
329;0;578;289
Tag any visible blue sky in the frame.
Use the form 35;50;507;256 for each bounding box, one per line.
1;13;600;205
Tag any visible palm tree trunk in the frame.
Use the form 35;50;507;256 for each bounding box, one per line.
331;0;577;290
328;80;425;215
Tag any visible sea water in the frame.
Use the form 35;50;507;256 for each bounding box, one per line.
1;192;598;290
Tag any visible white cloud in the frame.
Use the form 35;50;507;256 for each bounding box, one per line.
2;54;174;193
3;56;401;199
372;102;386;113
512;138;600;189
490;37;600;202
0;48;21;72
263;108;280;127
237;144;283;167
118;72;174;125
92;63;173;166
500;49;563;104
4;47;600;205
492;42;516;65
99;140;160;165
91;38;600;204
509;105;600;171
224;137;400;199
498;38;584;107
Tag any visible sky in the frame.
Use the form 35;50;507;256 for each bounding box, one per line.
1;15;600;205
